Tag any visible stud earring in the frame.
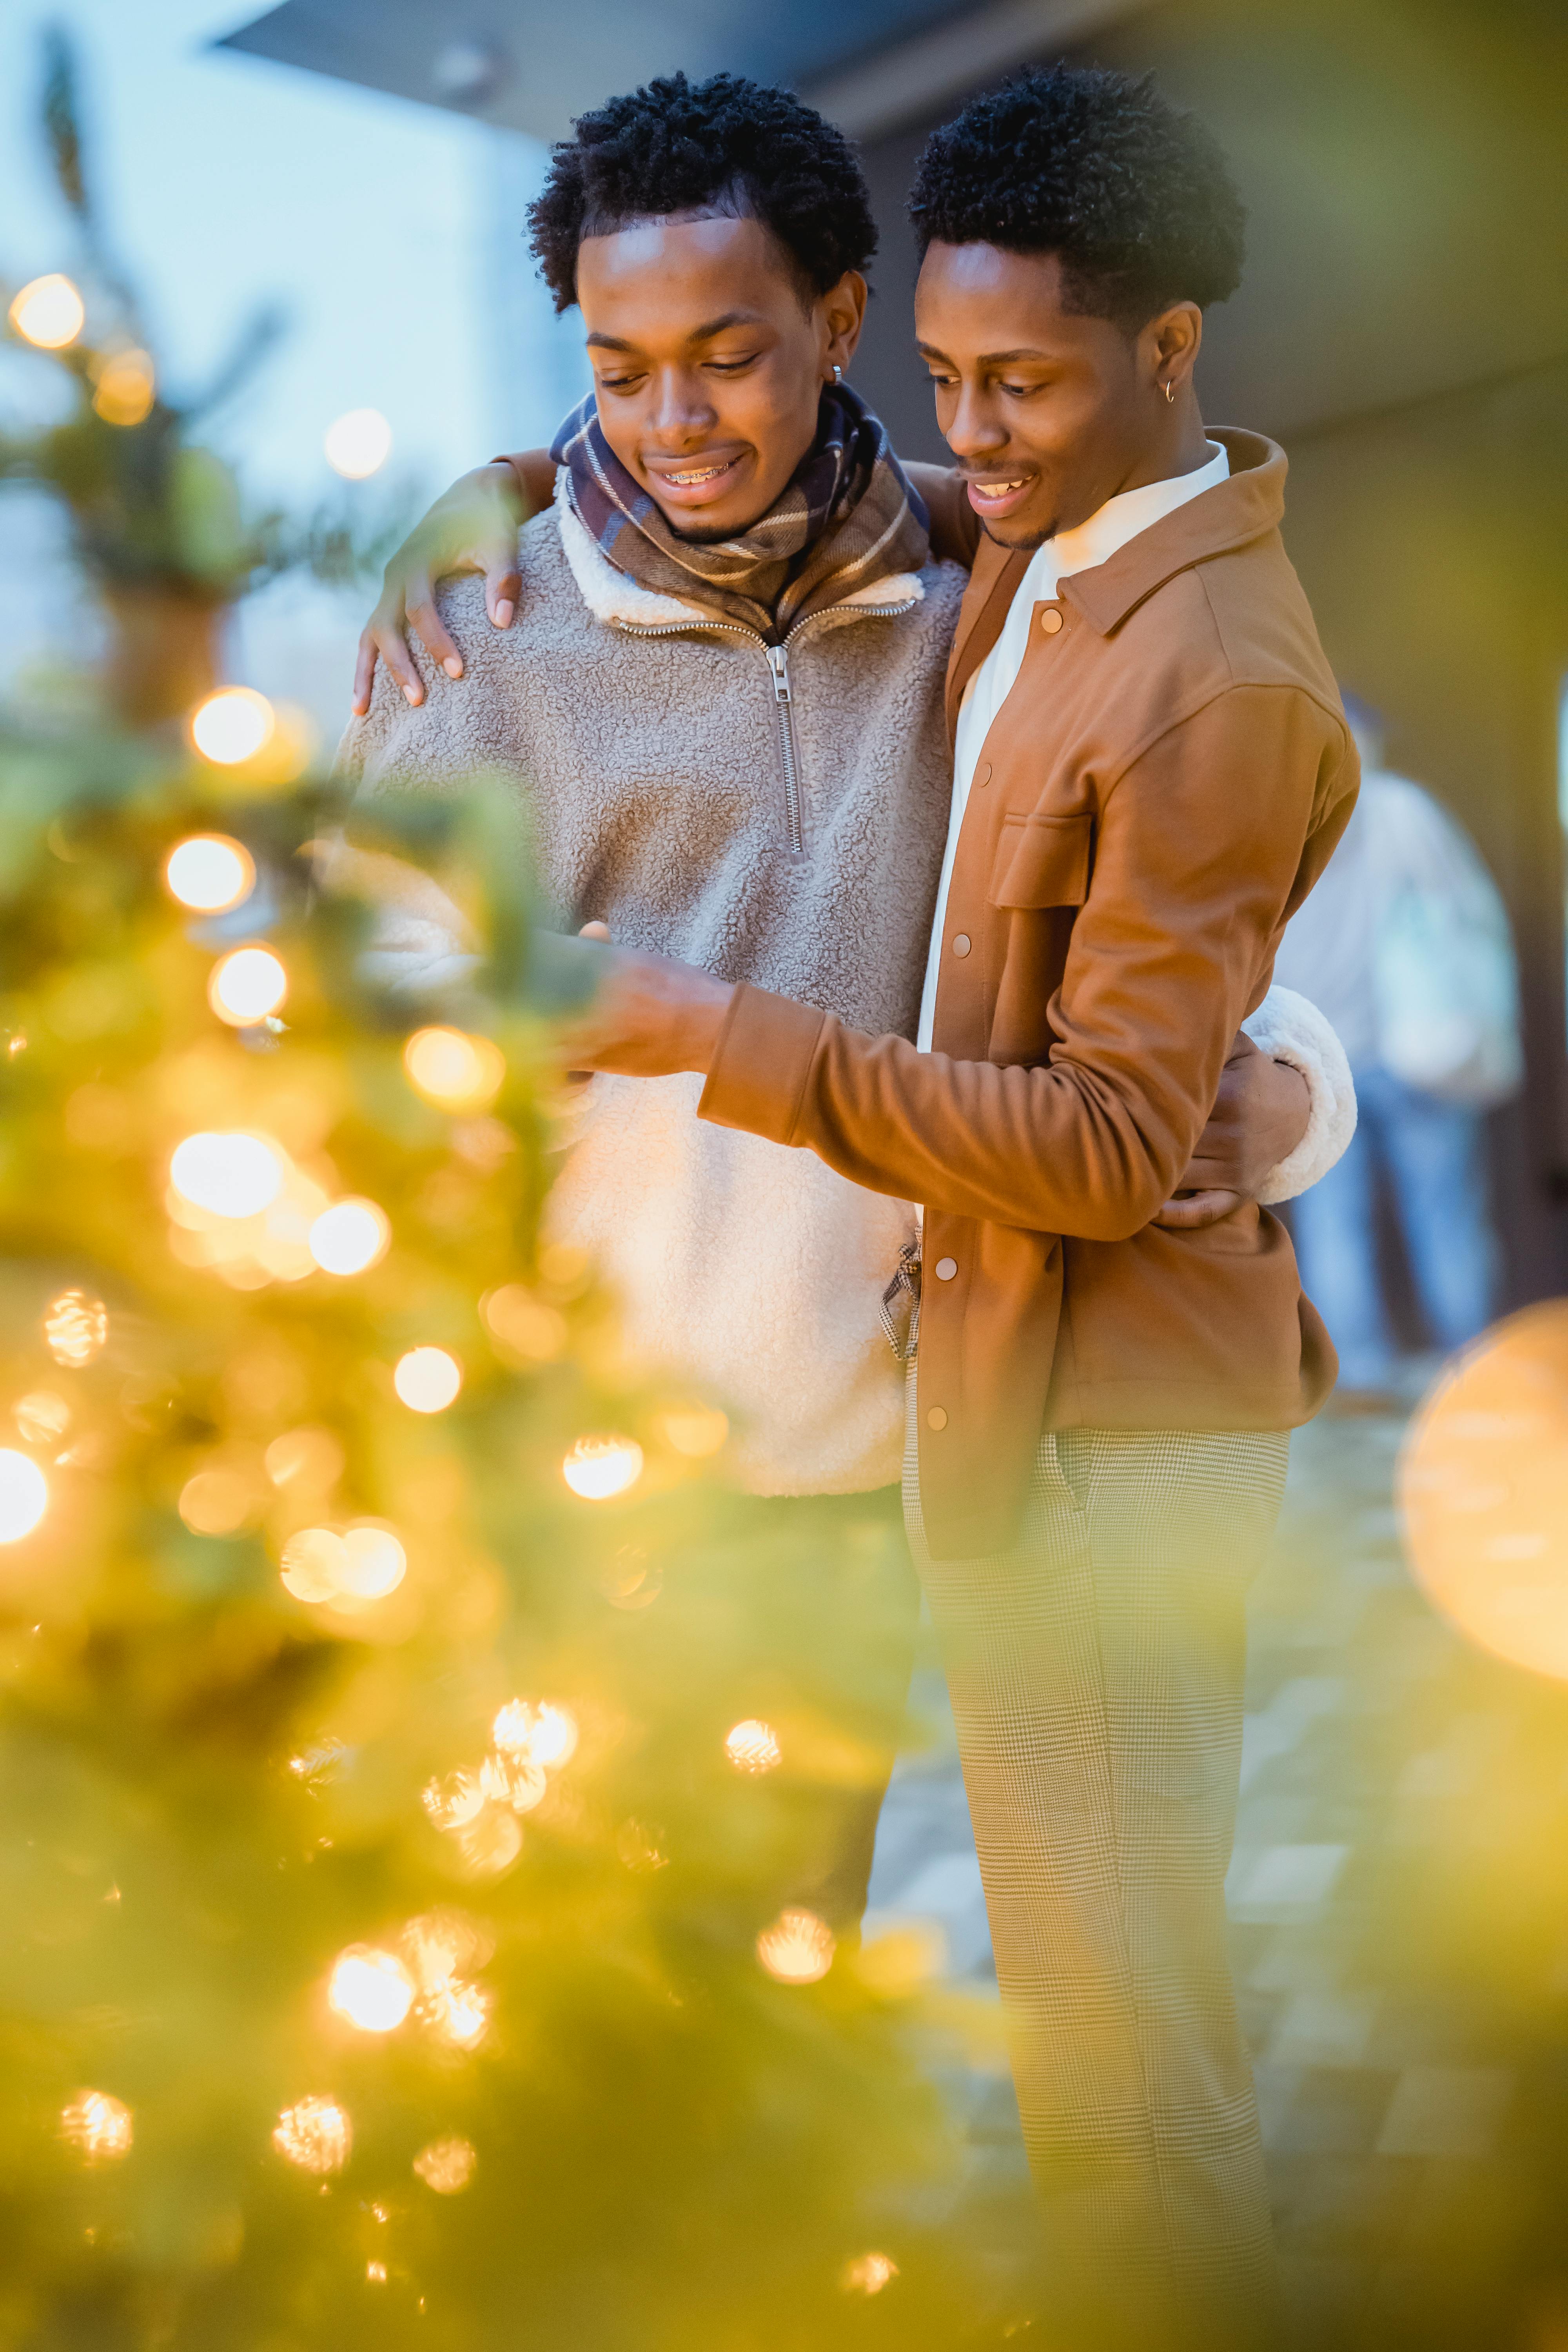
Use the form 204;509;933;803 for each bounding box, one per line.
832;363;844;384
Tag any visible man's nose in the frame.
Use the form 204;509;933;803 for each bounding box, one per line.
646;370;718;444
944;386;1009;461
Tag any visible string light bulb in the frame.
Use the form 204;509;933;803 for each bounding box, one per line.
724;1719;781;1774
756;1908;836;1985
308;1198;390;1276
272;2095;351;2174
324;407;392;479
562;1435;643;1501
190;687;275;766
170;1132;284;1220
393;1347;462;1414
208;946;287;1027
328;1944;415;2033
60;2089;132;2160
413;2135;476;2194
43;1289;108;1368
92;348;155;426
165;835;255;914
403;1027;505;1112
842;2253;899;2296
0;1452;49;1544
9;274;84;348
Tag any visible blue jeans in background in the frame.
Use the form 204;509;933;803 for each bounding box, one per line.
1288;1063;1498;1391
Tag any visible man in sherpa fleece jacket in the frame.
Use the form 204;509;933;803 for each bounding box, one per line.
343;71;1348;2328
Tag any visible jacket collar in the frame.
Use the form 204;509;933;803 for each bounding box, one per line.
1058;430;1287;635
945;430;1286;729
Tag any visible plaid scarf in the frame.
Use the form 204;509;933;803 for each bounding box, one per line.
549;380;929;641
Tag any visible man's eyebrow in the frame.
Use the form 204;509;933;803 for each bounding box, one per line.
917;343;1055;366
586;312;767;355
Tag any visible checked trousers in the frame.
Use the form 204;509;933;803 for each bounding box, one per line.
904;1390;1289;2350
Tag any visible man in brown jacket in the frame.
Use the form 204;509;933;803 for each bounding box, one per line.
563;65;1358;2350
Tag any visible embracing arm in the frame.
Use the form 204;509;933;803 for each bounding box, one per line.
697;687;1353;1238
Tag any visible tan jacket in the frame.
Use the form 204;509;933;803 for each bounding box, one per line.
699;431;1360;1556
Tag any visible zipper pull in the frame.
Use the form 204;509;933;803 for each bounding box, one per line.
766;644;791;702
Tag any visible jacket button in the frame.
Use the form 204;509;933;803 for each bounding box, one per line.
926;1406;948;1431
934;1256;958;1281
951;933;971;957
977;761;992;788
1040;606;1064;634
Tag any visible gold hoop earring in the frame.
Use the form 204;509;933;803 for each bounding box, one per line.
1163;379;1176;407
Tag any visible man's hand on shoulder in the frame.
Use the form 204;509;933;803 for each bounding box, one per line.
351;461;532;716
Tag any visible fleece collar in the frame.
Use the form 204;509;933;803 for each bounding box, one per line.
556;483;923;636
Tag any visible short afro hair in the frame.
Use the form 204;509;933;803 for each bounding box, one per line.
527;72;878;315
909;64;1245;330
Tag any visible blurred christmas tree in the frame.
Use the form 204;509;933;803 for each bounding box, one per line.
2;29;411;728
0;693;1006;2348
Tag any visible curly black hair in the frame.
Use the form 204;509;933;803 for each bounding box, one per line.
527;72;878;315
909;65;1245;330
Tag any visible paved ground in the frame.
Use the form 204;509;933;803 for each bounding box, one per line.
865;1392;1568;2347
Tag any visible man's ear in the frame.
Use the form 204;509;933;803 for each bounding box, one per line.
823;270;869;374
1143;299;1203;398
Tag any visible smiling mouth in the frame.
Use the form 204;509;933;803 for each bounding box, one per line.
655;456;744;488
967;477;1031;502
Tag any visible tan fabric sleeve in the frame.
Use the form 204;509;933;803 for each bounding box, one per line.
904;460;981;570
701;685;1354;1239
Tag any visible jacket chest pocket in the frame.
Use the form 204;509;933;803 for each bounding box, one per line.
987;810;1093;911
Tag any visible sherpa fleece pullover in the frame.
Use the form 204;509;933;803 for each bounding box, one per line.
337;495;967;1494
336;495;1351;1499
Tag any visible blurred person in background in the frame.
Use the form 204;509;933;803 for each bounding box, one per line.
1275;693;1521;1407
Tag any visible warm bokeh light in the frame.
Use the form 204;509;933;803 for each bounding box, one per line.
325;407;393;478
171;1131;284;1220
165;833;256;914
426;1979;490;2048
336;1523;407;1601
481;1284;567;1363
492;1698;578;1769
393;1346;462;1414
842;2252;899;2296
422;1767;485;1832
308;1197;390;1276
208;945;287;1027
14;1392;70;1446
9;273;84;348
413;2135;476;2194
724;1719;781;1774
659;1404;730;1459
328;1944;415;2033
91;348;155;426
43;1289;108;1368
264;1426;345;1494
562;1434;643;1501
479;1750;547;1813
403;1026;505;1113
756;1907;836;1985
60;2089;132;2160
178;1465;260;1537
279;1527;346;1604
272;2095;351;2174
0;1452;49;1544
455;1806;523;1877
1399;1302;1568;1679
190;686;275;766
279;1523;405;1606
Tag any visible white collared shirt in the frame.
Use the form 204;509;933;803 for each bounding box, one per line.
916;441;1231;1052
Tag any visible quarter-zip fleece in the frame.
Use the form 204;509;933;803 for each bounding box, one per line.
338;498;968;1495
698;431;1360;1556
